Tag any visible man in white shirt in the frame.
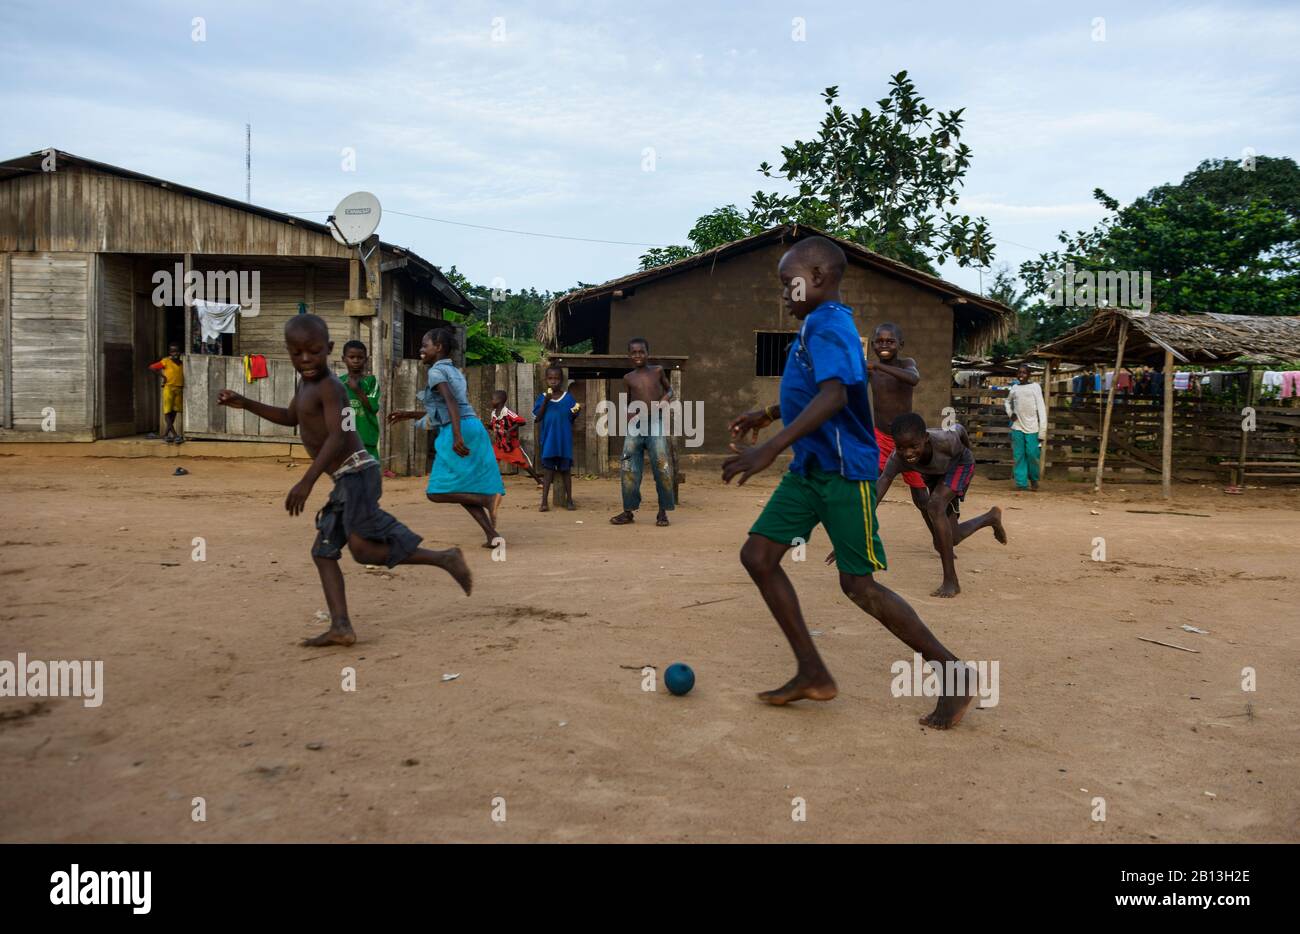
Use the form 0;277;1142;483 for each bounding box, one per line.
1005;364;1047;491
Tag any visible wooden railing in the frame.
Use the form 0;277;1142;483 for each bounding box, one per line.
952;387;1300;483
181;354;299;440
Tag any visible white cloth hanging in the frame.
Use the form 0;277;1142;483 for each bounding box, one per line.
193;299;241;341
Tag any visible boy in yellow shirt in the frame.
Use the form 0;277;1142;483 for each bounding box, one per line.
148;342;185;443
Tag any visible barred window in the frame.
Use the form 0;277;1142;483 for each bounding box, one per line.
756;331;796;377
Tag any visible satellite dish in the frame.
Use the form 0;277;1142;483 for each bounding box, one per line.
327;192;381;246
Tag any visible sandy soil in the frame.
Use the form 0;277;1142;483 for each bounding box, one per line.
1;452;1296;842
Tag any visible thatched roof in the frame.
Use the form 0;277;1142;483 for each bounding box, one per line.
1033;308;1300;366
538;224;1013;353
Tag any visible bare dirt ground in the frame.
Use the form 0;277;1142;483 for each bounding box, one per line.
1;452;1296;842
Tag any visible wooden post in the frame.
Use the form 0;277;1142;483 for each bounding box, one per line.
305;264;316;325
363;236;386;468
1236;365;1255;488
347;256;361;342
1040;357;1053;475
182;253;193;353
1093;318;1129;493
1161;350;1174;500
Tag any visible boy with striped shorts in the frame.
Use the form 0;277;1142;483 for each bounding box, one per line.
723;236;978;729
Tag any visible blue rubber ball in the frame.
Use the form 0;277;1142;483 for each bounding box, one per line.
664;662;695;696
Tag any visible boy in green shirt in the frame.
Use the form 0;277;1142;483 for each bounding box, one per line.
342;340;380;462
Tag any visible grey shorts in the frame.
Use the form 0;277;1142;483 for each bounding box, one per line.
312;465;422;567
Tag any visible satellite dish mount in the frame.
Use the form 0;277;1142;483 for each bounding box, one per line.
327;191;382;263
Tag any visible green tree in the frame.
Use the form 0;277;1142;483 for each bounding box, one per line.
639;205;760;270
984;265;1080;359
749;76;995;269
1020;156;1300;316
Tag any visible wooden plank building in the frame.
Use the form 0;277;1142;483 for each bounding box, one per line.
0;149;473;472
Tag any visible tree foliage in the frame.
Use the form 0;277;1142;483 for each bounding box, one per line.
1019;156;1300;316
750;77;994;269
641;76;993;274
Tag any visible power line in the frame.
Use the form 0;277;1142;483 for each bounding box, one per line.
287;206;1047;262
286;209;669;248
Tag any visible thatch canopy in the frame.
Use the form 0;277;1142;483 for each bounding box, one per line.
1034;308;1300;367
538;223;1013;353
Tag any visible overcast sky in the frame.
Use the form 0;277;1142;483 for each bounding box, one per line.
2;0;1297;298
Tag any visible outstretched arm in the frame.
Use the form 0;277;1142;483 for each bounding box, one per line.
217;389;299;427
722;380;845;485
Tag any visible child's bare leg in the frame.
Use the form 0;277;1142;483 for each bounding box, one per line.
926;496;961;598
307;555;356;647
424;492;498;546
540;468;553;511
427;491;494;509
740;534;837;704
489;493;502;527
838;572;976;729
347;534;472;595
562;470;576;509
457;503;497;547
952;506;1005;546
163;412;177;438
912;486;934;533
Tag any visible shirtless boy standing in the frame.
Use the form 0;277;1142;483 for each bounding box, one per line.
868;324;930;517
609;337;676;528
217;314;471;647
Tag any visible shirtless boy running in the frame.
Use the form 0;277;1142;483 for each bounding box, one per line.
217;314;471;647
878;414;1006;598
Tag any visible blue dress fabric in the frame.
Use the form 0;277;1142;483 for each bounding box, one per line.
533;391;580;471
418;359;505;497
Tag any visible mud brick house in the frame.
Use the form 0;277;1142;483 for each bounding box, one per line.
539;224;1012;456
0;149;472;466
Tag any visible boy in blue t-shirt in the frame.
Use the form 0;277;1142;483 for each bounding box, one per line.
723;236;978;730
533;365;581;511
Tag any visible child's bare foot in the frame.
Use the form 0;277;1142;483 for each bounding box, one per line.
442;547;472;595
990;506;1007;544
656;511;669;526
539;502;550;512
610;511;634;525
931;579;960;598
565;500;577;510
919;673;977;729
757;673;838;705
302;620;356;647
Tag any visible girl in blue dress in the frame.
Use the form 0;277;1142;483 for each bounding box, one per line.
389;328;505;547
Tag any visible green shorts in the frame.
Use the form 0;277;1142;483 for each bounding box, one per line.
750;468;887;576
